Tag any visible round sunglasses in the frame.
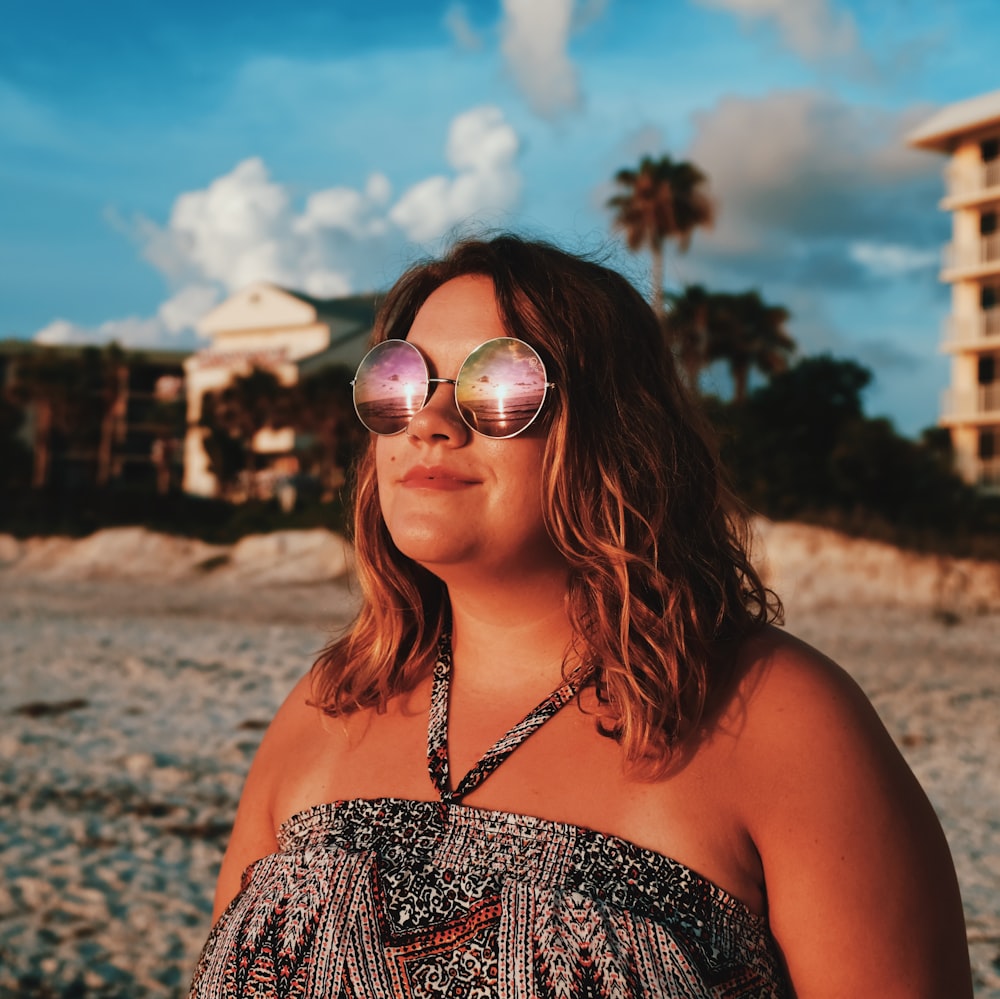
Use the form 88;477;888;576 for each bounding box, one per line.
351;337;555;439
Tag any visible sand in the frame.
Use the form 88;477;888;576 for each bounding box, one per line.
0;524;998;997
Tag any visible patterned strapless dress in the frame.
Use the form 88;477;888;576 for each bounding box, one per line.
189;638;790;998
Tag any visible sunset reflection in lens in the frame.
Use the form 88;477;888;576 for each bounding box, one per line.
455;338;548;438
353;340;428;435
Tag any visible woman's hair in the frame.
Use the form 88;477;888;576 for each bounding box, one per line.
312;234;779;769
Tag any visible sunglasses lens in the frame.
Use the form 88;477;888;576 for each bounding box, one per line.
456;338;549;438
353;340;428;434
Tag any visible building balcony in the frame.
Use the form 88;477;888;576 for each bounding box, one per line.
941;383;1000;423
943;160;1000;208
942;234;1000;280
941;307;1000;351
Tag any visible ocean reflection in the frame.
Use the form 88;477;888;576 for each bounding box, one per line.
357;390;542;436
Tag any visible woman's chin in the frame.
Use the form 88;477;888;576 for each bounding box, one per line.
390;534;478;572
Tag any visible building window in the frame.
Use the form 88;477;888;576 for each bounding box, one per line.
981;210;998;236
984;286;1000;337
982;138;1000;163
978;355;996;385
979;428;997;460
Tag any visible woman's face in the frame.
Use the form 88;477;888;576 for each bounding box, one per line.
375;275;565;583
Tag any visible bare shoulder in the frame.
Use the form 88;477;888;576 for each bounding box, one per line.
728;626;972;997
723;626;913;860
210;670;328;921
256;669;329;761
729;626;894;766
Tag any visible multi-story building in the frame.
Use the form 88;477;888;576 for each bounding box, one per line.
910;90;1000;491
1;283;377;500
184;283;376;497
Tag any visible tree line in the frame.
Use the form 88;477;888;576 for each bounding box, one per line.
2;152;996;554
0;343;363;539
1;343;184;493
606;153;998;556
608;154;794;398
198;363;360;504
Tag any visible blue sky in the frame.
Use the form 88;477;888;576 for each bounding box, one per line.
2;0;997;435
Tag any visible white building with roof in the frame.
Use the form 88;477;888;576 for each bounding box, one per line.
910;89;1000;491
183;282;376;497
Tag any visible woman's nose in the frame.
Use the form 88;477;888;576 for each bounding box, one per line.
405;380;470;445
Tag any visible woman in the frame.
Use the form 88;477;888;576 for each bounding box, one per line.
191;236;972;997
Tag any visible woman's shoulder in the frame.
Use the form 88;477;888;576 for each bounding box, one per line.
723;624;914;805
252;670;363;796
261;670;327;749
736;622;857;691
209;671;325;919
731;624;879;739
723;625;972;994
211;669;367;918
231;672;328;814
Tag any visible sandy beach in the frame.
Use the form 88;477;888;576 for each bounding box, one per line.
1;524;998;997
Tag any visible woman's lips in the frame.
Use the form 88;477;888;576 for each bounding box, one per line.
400;466;479;490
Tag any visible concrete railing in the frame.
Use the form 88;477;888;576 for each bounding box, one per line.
944;233;1000;274
946;159;1000;199
943;308;1000;347
942;383;1000;420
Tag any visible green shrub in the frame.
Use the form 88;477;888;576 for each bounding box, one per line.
705;355;1000;560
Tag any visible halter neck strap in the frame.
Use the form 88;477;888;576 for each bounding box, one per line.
427;633;587;805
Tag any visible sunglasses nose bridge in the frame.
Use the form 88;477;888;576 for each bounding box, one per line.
423;377;461;416
403;375;473;443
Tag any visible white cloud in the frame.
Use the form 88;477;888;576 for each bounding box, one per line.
849;241;938;278
140;106;520;296
294;173;393;242
685;92;941;255
141;157;296;291
449;105;519;174
27;289;210;356
33;286;223;348
36;315;172;349
659;89;948;435
694;0;859;62
34;320;88;346
444;3;483;50
158;285;222;334
500;0;580;119
390;106;521;243
34;107;523;350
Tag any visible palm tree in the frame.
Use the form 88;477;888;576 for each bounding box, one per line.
201;366;295;499
80;343;129;487
147;388;187;496
199;392;246;500
607;155;714;324
0;392;29;490
664;284;713;390
6;349;81;488
292;364;360;500
706;291;795;404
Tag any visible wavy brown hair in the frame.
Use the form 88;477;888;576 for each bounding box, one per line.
312;235;780;768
